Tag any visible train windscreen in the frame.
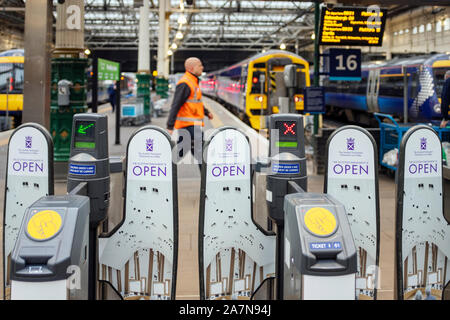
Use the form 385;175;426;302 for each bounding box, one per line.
250;70;266;94
433;66;450;96
295;66;306;94
0;62;24;94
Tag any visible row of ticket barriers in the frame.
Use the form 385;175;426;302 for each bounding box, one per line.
2;112;449;300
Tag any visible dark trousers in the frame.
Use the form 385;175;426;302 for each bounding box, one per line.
109;98;115;112
176;125;203;170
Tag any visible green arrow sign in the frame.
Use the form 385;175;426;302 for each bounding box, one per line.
77;123;94;134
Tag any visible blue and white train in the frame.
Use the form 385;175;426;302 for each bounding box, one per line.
323;53;450;124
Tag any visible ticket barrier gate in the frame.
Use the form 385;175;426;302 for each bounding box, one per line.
98;125;178;300
324;126;380;300
198;114;379;300
395;125;450;300
6;114;113;300
10;195;90;300
3;123;54;299
264;115;365;300
283;193;357;300
4;114;178;300
198;127;276;300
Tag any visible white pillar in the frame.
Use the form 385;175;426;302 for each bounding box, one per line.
157;0;169;78
386;23;393;60
164;13;170;76
138;0;150;73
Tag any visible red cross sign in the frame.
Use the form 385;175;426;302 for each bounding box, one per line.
283;122;296;135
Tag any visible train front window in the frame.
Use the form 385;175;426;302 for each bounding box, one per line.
295;68;306;94
250;70;266;94
0;63;23;94
433;67;450;96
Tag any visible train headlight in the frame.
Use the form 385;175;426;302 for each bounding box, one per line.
433;104;441;114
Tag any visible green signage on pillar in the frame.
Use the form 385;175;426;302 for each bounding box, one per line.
98;58;120;81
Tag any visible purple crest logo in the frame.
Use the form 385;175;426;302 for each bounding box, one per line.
420;137;427;150
25;136;32;149
346;138;355;151
146;138;154;152
225;139;233;152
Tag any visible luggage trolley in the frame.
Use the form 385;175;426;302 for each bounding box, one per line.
120;95;147;126
374;113;450;172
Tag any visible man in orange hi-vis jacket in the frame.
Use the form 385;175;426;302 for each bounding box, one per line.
167;57;213;169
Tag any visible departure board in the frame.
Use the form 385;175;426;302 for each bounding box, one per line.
318;6;387;46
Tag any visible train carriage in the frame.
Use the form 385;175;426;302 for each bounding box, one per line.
323;53;450;124
201;50;310;130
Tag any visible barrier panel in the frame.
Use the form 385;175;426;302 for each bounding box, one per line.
395;125;450;300
199;127;276;300
2;123;53;299
324;125;380;300
99;126;178;300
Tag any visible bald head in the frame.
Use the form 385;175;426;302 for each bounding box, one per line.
185;57;204;77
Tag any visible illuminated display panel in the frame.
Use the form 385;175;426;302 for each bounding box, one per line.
275;121;298;147
318;6;387;46
74;120;96;149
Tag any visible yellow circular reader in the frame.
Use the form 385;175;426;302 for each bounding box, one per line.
303;207;337;237
27;210;63;241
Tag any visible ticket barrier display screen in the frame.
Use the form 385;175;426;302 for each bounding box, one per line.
10;196;90;300
283;193;357;300
68;114;110;224
267;114;307;225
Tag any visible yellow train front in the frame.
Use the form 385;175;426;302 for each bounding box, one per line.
201;50;310;130
0;51;24;128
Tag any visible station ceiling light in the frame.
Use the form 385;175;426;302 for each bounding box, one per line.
171;43;178;50
280;43;286;50
168;49;173;56
176;31;184;39
84;48;91;55
178;14;187;25
311;33;315;40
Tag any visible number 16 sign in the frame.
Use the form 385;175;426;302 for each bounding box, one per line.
329;48;361;81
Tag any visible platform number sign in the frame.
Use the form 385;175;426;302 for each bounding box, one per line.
329;48;362;81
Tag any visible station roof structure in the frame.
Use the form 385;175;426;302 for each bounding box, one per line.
2;0;449;53
85;0;316;52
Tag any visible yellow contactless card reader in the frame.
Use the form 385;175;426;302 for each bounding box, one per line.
27;210;63;241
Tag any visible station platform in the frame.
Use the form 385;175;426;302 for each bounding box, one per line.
0;95;398;300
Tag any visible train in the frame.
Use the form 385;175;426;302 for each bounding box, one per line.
200;50;310;130
0;49;24;127
0;49;134;129
323;53;450;125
